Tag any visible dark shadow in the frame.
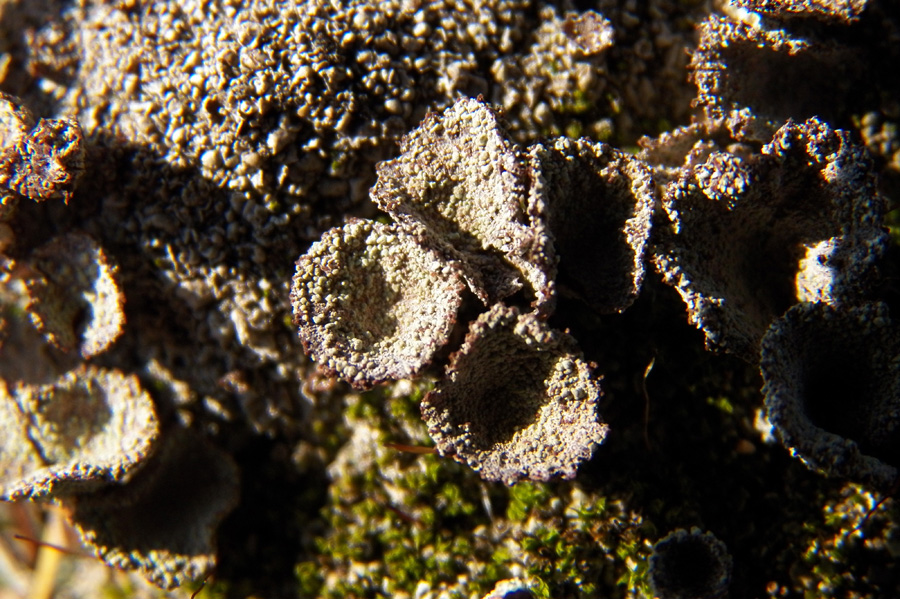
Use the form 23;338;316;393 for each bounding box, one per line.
803;336;900;467
214;433;329;599
651;534;728;598
545;147;649;314
557;270;830;599
721;41;864;127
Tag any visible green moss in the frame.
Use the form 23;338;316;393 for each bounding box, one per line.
886;207;900;246
294;562;325;597
705;395;735;415
559;90;594;118
511;487;653;599
291;224;900;599
507;482;554;522
312;381;505;598
98;578;136;599
564;121;584;139
794;484;900;598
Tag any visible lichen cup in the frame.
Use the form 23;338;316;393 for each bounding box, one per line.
761;301;900;493
649;527;732;599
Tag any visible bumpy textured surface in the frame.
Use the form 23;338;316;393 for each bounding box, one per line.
0;380;44;498
421;304;607;485
649;527;732;599
291;218;465;388
67;427;240;590
531;137;654;313
761;302;900;493
22;232;125;358
732;0;869;23
0;91;84;205
691;15;830;141
653;117;887;361
2;0;900;596
689;9;896;145
0;365;158;500
371;97;556;312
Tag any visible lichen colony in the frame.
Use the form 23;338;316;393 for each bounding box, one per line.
2;0;900;598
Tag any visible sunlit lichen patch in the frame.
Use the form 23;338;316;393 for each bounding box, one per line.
1;365;158;500
421;304;607;484
292;218;465;388
690;14;869;141
1;0;900;596
23;232;126;358
732;0;869;23
652;118;887;361
0;380;44;499
371;97;556;312
0;91;84;204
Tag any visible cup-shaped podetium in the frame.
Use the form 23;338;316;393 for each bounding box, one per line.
649;527;732;599
291;218;466;389
761;301;900;493
421;304;608;485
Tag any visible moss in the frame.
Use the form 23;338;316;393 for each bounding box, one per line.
886;206;900;246
705;395;735;415
564;121;584;139
560;90;594;117
313;382;502;598
294;561;325;597
512;488;653;599
507;482;554;522
794;484;900;598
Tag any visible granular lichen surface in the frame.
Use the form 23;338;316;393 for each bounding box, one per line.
2;1;900;598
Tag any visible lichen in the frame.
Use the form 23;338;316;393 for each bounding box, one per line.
0;364;158;501
22;232;126;358
648;527;732;599
0;91;84;205
421;304;607;485
291;218;465;388
1;0;900;597
531;136;654;313
731;0;869;22
761;301;900;493
653;117;887;361
66;427;240;590
371;97;556;312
